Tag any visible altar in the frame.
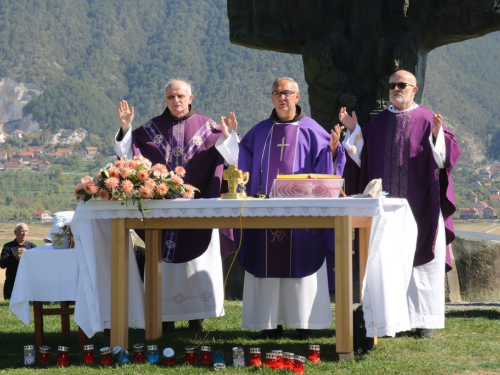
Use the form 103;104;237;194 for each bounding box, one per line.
70;197;416;361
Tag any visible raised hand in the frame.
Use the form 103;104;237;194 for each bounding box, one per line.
433;113;443;139
221;111;238;138
118;100;134;133
339;107;357;133
330;123;344;159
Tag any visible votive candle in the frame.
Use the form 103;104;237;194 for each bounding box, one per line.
249;347;261;366
57;346;70;367
308;344;321;363
39;345;51;365
185;345;197;365
133;343;146;364
23;345;35;365
200;346;212;365
147;344;159;364
283;352;295;369
293;355;306;374
100;347;112;366
162;348;175;366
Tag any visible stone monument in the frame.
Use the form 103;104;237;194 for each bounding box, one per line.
227;0;500;127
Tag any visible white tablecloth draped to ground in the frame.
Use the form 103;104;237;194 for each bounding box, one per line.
68;197;417;339
9;245;80;323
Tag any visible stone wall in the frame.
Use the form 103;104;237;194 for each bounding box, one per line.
453;237;500;302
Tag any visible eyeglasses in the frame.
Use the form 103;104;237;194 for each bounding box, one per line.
272;90;298;98
165;94;188;101
388;82;415;90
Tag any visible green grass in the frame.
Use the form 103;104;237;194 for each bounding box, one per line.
1;302;500;374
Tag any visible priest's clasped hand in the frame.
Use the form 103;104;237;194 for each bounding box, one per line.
221;111;238;138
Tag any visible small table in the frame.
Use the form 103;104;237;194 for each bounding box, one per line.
72;197;409;360
9;245;87;349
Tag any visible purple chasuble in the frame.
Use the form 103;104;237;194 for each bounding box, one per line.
131;106;234;263
236;106;346;278
349;105;460;269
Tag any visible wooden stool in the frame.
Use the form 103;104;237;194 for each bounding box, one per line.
33;301;88;350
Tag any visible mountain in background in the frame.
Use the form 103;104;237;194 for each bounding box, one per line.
0;0;499;166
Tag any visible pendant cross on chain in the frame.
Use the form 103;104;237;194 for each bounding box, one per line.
277;136;289;161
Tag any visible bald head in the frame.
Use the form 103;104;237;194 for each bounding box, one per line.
388;70;419;110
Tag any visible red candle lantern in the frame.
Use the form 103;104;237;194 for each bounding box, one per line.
133;343;146;364
200;346;212;365
100;347;112;366
265;352;277;369
249;347;262;366
272;349;283;369
308;344;321;363
293;355;306;374
185;345;197;365
283;352;295;369
163;348;176;366
38;346;51;365
57;346;70;367
82;344;95;365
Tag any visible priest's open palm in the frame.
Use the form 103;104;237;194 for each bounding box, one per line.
221;111;238;138
118;100;134;133
433;113;443;139
339;107;357;132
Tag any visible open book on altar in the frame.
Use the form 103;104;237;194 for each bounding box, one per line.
270;174;345;198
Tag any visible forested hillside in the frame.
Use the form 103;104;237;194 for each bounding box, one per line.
0;0;498;162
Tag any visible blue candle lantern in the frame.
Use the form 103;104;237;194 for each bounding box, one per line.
23;345;35;365
112;345;130;364
212;349;226;370
147;345;159;364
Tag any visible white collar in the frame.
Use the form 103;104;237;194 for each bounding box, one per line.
388;102;419;113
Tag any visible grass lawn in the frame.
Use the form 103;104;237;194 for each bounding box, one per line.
0;301;500;374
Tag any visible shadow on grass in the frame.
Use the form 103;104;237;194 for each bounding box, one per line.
446;309;500;320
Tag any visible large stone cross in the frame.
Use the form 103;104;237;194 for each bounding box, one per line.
228;0;500;127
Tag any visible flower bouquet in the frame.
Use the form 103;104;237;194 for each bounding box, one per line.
75;156;197;216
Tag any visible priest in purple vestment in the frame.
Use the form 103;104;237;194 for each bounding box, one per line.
114;79;234;333
339;70;460;338
217;77;346;339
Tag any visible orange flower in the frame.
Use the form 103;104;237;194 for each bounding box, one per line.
81;176;93;184
105;177;120;189
127;160;138;169
152;163;168;175
121;179;135;195
74;184;85;199
155;183;169;196
98;189;109;200
137;169;149;182
120;167;132;179
144;178;156;189
183;184;195;199
84;182;99;195
171;175;184;185
175;166;186;177
115;159;126;169
139;185;154;198
109;167;120;178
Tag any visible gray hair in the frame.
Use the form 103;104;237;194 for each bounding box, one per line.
164;79;193;95
14;222;28;232
272;77;299;93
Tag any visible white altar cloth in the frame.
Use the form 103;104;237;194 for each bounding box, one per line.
70;197;416;340
9;245;81;323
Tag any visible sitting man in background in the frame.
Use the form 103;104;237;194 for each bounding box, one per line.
0;223;37;300
114;79;233;333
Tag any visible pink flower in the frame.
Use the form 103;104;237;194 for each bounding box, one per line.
98;189;109;200
109;167;120;178
120;168;132;179
183;184;195;199
115;159;126;169
171;175;184;185
127;160;138;169
105;177;120;189
81;176;93;184
175;166;186;177
121;179;135;195
139;185;154;198
84;182;99;195
137;169;150;182
152;163;168;175
74;184;86;199
144;178;156;189
155;183;169;196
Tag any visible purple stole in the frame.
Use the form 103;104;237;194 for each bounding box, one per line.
141;118;218;262
263;123;299;277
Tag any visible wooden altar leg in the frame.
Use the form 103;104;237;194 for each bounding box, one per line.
335;216;354;361
357;218;377;345
111;218;129;349
145;229;163;340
